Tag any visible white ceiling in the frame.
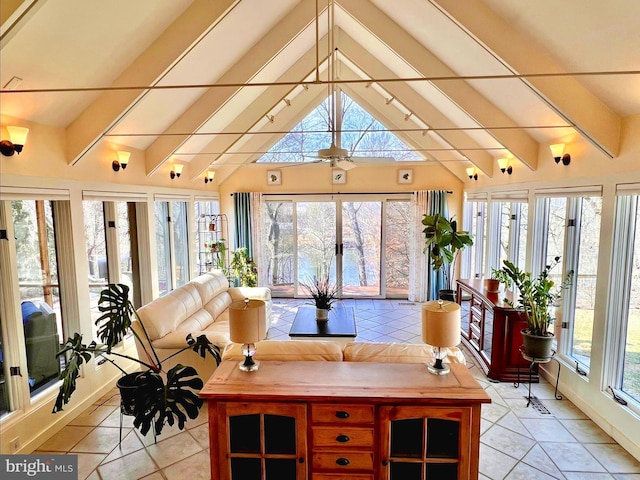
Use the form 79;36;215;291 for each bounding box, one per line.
1;0;638;182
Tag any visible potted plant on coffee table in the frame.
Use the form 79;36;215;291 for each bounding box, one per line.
52;284;221;438
422;213;474;301
499;257;573;359
300;275;338;321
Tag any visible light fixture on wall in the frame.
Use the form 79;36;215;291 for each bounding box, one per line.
170;163;183;179
112;151;130;172
466;167;478;180
0;126;29;156
550;144;571;166
497;158;513;175
204;171;215;184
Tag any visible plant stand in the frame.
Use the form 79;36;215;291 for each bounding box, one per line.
514;346;562;407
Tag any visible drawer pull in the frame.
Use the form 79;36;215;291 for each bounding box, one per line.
335;410;350;419
336;457;350;466
382;459;388;466
298;457;304;464
336;434;350;443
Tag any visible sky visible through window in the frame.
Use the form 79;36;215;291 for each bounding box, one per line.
257;92;423;163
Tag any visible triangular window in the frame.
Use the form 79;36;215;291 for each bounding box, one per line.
257;92;422;163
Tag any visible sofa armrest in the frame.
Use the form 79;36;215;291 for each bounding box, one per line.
228;286;271;302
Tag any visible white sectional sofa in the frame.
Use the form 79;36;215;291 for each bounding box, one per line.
131;270;272;381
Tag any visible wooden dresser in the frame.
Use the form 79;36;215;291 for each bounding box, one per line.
200;360;491;480
456;279;532;382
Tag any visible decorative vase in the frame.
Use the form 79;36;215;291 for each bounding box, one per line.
316;308;329;321
521;329;554;359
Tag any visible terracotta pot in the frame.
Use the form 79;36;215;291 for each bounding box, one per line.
485;279;500;293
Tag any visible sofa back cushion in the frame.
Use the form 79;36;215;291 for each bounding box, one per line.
190;271;229;304
137;284;203;340
343;342;465;364
222;340;344;362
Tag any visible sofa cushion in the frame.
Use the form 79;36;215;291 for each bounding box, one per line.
222;340;344;362
137;283;203;340
152;320;231;350
202;292;233;323
190;271;230;304
343;342;466;364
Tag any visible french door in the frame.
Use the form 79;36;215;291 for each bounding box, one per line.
263;195;410;298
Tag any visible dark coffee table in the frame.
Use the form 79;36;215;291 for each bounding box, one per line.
289;305;357;346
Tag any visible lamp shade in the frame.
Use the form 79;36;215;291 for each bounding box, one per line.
422;300;461;348
7;126;29;145
229;299;266;344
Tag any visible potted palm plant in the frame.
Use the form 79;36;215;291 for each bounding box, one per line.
52;284;221;437
422;213;474;301
228;247;257;287
499;257;573;358
299;275;338;321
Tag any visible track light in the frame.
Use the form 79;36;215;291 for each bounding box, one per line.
497;158;513;175
112;151;130;172
466;167;478;181
204;171;215;184
0;126;29;156
550;144;571;166
170;163;183;179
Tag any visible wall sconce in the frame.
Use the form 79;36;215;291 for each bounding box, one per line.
466;167;478;181
550;144;571;166
170;163;183;179
497;158;513;175
112;151;130;172
0;126;29;156
204;171;215;184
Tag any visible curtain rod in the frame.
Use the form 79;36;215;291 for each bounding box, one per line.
231;191;452;196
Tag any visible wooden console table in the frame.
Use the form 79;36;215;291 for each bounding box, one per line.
456;279;533;382
200;360;491;480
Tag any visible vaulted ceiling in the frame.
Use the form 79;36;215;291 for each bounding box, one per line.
2;0;638;184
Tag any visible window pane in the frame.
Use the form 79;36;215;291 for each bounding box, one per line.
155;202;171;296
499;202;510;267
12;200;64;397
545;197;567;269
342;201;381;296
171;201;190;288
195;200;220;275
83;201;109;340
263;201;294;296
571;197;601;367
386;201;410;296
622;198;640;402
296;202;337;293
517;203;528;270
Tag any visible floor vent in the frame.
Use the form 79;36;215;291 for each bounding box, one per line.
398;302;416;305
527;396;552;415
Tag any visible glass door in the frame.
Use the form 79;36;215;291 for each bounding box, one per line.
295;201;337;294
342;201;382;296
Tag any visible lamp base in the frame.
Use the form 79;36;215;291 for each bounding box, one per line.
239;343;259;371
427;357;450;375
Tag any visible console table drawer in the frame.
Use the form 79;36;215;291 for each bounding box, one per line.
312;451;374;471
312;426;375;448
311;404;375;424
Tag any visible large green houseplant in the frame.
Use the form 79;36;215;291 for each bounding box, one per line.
52;284;221;437
499;257;573;358
228;247;258;287
422;213;474;300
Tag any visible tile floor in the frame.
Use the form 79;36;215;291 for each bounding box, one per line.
33;298;640;479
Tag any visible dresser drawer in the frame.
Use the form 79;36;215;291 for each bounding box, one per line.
311;404;375;424
312;426;374;448
312;474;374;480
312;451;374;471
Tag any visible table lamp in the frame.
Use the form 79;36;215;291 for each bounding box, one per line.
422;300;461;375
229;298;266;371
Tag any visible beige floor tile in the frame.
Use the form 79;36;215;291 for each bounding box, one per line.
521;417;577;443
505;462;559;480
585;444;640;474
36;425;94;452
564;473;615;479
97;448;159;480
521;444;564;479
102;429;145;464
561;419;615;444
479;443;519;480
540;442;606;472
162;449;211;480
481;424;536;460
76;452;107;480
69;405;118;427
100;407;136;429
496;411;534;439
71;426;121;454
145;431;203;469
189;423;210;449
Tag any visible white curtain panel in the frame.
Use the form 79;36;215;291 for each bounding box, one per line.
409;190;430;302
250;192;267;286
